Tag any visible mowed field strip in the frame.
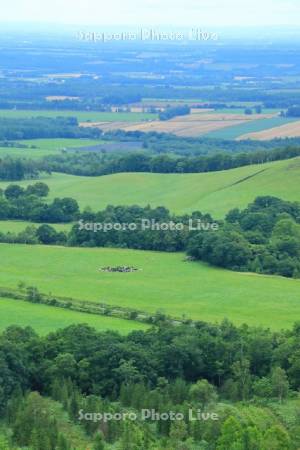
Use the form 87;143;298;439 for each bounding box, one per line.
1;157;299;218
1;244;300;330
0;296;148;335
80;111;278;137
238;119;300;140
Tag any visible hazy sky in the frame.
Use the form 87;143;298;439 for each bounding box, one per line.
1;0;300;27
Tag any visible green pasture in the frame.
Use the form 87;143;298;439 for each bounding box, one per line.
0;244;299;330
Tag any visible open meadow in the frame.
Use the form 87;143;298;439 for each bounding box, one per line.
1;244;300;330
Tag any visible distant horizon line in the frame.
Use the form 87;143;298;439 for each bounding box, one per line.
0;22;299;30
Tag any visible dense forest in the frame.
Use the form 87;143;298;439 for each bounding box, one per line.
0;158;40;181
1;320;300;449
188;196;300;278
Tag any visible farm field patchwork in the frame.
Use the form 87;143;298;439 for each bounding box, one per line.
79;120;146;133
0;296;148;335
238;119;300;140
203;117;298;139
0;244;299;330
1;157;299;218
120;114;250;137
81;111;278;137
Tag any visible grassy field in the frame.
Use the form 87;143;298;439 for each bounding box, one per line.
1;157;299;218
0;221;72;233
204;117;297;139
1;244;300;330
0;138;102;159
0;109;158;122
0;296;148;335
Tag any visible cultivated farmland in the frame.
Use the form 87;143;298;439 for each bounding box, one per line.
238;119;300;140
204;117;298;139
81;111;278;137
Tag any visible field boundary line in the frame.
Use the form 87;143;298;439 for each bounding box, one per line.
0;285;192;328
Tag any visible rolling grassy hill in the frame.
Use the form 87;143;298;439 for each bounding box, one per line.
1;244;300;330
0;296;148;335
1;157;299;218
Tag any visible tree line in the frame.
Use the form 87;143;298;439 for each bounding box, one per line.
188;196;300;278
101;129;300;155
159;105;191;121
0;182;79;223
41;145;300;177
0;157;40;181
285;106;300;118
0;117;102;140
